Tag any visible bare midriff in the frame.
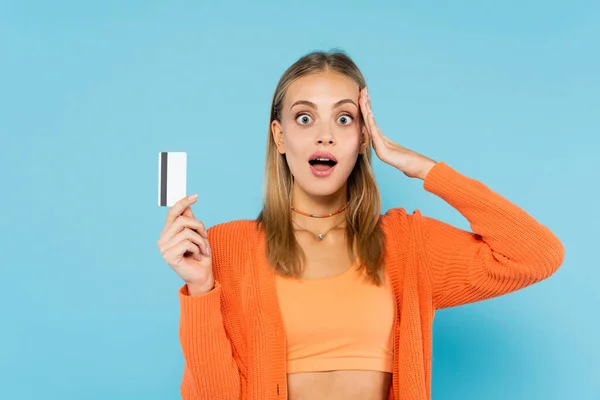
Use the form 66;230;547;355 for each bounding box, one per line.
287;370;392;400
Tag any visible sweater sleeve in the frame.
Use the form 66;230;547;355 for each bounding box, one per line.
177;222;247;399
178;281;241;399
419;162;565;310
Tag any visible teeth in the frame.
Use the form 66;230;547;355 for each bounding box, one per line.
316;158;330;161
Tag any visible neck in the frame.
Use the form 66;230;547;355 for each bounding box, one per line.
290;183;348;232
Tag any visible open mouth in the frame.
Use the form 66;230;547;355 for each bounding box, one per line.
308;152;338;177
308;157;338;170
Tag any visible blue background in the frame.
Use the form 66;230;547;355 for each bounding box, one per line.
1;1;598;399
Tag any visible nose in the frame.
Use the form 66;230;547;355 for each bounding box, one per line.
316;130;335;146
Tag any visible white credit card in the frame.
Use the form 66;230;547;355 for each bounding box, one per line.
158;151;187;207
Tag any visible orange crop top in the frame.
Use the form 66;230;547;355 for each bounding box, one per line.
275;259;396;374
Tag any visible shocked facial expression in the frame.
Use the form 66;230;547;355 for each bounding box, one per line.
271;70;368;197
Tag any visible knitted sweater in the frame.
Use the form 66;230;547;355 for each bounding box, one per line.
177;161;564;400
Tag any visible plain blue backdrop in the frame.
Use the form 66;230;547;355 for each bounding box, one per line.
1;1;598;399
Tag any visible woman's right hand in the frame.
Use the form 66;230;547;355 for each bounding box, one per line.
157;194;214;295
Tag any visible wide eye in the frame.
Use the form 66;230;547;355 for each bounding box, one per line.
338;114;353;125
296;114;313;125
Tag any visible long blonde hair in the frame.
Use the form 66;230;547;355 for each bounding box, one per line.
256;49;385;286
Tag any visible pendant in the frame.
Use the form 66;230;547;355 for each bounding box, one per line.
317;234;324;240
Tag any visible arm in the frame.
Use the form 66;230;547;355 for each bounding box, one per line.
178;283;242;399
358;88;564;309
421;162;565;309
178;224;246;399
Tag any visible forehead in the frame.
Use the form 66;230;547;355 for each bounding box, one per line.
284;71;360;105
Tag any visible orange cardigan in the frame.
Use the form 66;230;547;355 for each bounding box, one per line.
177;162;564;400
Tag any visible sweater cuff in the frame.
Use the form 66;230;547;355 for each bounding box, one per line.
423;161;480;203
179;281;223;327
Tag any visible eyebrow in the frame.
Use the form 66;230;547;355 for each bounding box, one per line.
289;99;358;110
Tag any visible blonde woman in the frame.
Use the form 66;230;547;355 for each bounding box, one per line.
157;50;564;400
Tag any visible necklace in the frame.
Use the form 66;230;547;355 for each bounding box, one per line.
292;218;345;240
291;201;350;218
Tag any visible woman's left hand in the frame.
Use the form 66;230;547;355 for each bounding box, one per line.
360;87;437;180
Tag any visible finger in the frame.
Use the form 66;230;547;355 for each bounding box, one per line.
361;88;377;130
165;194;198;228
202;237;211;257
359;88;371;130
158;215;207;250
180;206;194;220
164;239;202;263
180;216;207;237
167;215;208;240
161;228;210;259
160;220;208;253
363;90;389;143
364;106;387;151
180;227;210;256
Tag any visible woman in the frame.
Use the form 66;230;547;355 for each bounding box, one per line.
157;50;564;400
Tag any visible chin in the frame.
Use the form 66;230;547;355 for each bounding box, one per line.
303;184;344;198
294;173;350;198
289;161;355;198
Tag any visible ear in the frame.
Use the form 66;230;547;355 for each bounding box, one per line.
271;120;285;154
359;125;369;154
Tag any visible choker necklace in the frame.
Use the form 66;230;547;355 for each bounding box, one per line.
292;218;345;240
291;201;350;218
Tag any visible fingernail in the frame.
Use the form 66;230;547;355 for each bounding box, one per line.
188;194;198;200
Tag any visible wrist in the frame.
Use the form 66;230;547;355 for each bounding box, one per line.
417;158;437;180
186;279;215;296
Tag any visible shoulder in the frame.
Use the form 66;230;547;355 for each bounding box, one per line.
380;207;425;234
206;219;261;253
205;219;261;281
207;218;259;238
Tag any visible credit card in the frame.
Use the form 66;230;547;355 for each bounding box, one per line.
158;151;187;207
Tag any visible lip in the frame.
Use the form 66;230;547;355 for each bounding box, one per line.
308;151;338;163
310;164;336;177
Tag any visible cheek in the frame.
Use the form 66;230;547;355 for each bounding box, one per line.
282;128;305;154
281;129;309;169
341;127;362;151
